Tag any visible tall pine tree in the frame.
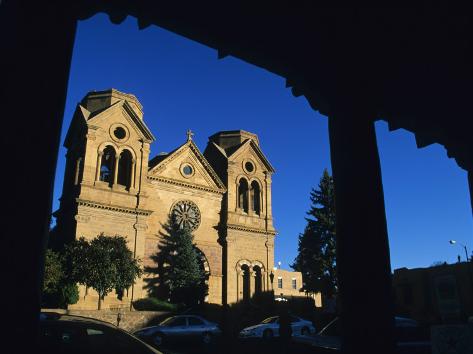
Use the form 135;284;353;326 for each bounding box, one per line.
147;216;208;306
292;168;337;298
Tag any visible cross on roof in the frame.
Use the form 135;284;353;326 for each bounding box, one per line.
186;129;194;141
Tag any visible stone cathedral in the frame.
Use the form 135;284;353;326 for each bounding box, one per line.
54;89;289;310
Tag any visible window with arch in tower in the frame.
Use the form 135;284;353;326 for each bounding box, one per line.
117;149;133;189
238;178;249;213
99;146;115;185
250;181;261;215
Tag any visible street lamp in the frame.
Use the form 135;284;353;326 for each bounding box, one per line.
449;240;470;262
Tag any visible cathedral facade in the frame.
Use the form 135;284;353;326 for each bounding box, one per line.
55;89;280;309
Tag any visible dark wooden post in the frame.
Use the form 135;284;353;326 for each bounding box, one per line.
1;1;77;350
328;108;395;354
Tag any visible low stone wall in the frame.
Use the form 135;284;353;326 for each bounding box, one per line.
42;309;170;332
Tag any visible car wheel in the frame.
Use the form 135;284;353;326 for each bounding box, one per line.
263;329;273;340
153;334;164;346
202;332;212;344
301;327;310;336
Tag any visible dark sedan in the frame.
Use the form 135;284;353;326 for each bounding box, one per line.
39;312;162;354
133;315;222;347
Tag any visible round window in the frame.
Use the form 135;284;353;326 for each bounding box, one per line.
245;161;254;173
183;165;193;176
113;127;126;140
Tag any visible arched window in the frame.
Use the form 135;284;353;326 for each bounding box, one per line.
241;264;251;302
250;181;261;215
253;265;263;294
238;178;249;213
99;146;115;186
117;149;133;188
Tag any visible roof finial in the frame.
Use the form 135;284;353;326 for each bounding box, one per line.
186;129;194;142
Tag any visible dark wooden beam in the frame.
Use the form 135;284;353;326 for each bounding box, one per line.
1;1;77;350
328;106;395;354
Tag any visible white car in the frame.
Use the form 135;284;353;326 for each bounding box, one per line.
239;315;316;339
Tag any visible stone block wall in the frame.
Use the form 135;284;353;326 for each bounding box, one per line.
42;309;170;332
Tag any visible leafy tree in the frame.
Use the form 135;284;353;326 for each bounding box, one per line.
146;216;207;306
42;248;79;308
292;168;337;298
43;249;63;294
66;234;142;310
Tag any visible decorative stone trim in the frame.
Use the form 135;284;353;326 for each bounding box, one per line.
148;176;226;194
242;158;256;174
76;199;153;216
109;123;130;143
75;215;90;223
226;223;277;235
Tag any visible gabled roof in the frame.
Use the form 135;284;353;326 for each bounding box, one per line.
148;139;226;192
87;100;155;142
63;104;89;149
227;139;275;173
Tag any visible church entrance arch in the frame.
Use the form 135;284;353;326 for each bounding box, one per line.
194;247;211;303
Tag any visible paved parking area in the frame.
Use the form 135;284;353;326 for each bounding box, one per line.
156;338;307;354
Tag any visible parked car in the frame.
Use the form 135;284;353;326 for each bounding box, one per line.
239;315;316;339
293;316;431;354
133;315;222;347
39;312;162;354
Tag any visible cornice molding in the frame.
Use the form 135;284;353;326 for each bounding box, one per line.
148;175;225;195
226;223;277;236
76;198;153;216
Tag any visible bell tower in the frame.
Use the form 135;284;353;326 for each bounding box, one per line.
54;89;155;309
204;130;276;304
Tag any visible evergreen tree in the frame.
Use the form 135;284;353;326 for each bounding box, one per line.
146;216;208;306
292;168;337;298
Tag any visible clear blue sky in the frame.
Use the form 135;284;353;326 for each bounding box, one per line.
53;14;473;271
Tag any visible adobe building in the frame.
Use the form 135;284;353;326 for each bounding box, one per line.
392;262;473;324
272;268;322;307
53;88;306;309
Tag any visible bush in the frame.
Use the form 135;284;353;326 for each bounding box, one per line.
132;297;179;312
59;283;79;308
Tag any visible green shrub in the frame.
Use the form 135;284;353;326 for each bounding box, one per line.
59;283;79;308
132;297;178;311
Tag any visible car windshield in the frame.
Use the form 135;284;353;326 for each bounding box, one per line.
261;316;279;324
159;317;186;327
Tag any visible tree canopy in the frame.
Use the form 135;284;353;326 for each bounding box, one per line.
292;168;337;298
42;248;79;308
66;234;142;309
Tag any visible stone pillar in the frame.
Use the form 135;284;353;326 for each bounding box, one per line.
74;157;82;185
236;269;242;302
264;172;273;229
95;151;103;182
113;154;120;185
130;159;136;190
328;109;395;354
249;269;256;298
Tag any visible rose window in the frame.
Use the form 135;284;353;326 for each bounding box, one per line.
171;200;201;231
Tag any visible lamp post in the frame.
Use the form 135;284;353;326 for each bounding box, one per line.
449;240;470;262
